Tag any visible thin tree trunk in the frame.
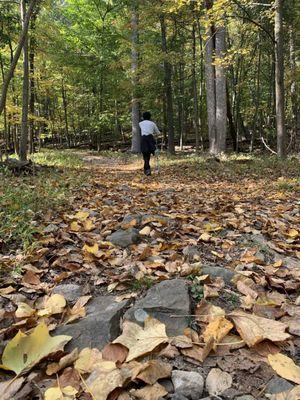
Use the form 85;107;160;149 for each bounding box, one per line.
29;12;37;154
0;0;37;116
160;14;175;154
226;87;237;151
19;0;30;161
289;26;298;150
0;54;8;158
61;81;70;148
131;0;141;153
274;0;286;157
192;23;200;152
215;26;227;153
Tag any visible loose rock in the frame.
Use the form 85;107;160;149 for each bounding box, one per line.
55;296;130;350
52;284;82;304
266;377;294;395
202;265;234;284
107;228;140;248
171;370;204;400
125;279;191;336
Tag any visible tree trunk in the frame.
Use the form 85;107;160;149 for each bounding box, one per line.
192;23;200;152
289;26;298;150
205;25;217;154
274;0;286;157
131;0;141;153
215;26;227;153
29;12;37;154
0;0;37;116
160;14;175;154
62;81;70;148
19;0;30;162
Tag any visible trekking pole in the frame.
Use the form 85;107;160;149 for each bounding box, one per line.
155;137;160;174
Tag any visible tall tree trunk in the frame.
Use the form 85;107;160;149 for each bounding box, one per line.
192;23;200;152
215;26;227;153
19;0;30;162
289;26;298;150
131;0;141;153
62;81;70;148
205;25;217;154
0;55;8;157
160;14;175;154
274;0;286;157
29;12;37;154
0;0;37;116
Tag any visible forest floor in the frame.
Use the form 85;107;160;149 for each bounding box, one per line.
0;149;300;400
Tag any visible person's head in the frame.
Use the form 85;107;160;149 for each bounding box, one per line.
143;111;151;120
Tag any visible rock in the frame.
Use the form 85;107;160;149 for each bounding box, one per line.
52;284;82;304
44;224;59;234
266;377;294;395
171;370;204;400
183;246;201;261
121;214;142;228
169;394;189;400
159;379;174;394
206;368;232;396
202;265;234;284
107;228;140;248
124;279;191;336
55;296;130;351
235;396;255;400
141;214;169;226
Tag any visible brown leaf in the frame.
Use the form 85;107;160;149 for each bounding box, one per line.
136;360;172;385
74;348;103;373
181;337;214;363
195;300;225;323
131;383;167;400
231;311;291;346
46;348;79;375
102;343;128;364
22;270;41;286
59;367;81;391
0;377;25;400
202;317;234;350
268;385;300;400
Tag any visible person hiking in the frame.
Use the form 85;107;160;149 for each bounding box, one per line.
139;111;160;176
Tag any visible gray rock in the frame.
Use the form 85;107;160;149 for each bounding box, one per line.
52;284;82;304
55;296;130;351
107;228;140;248
202;265;234;284
169;394;189;400
235;396;255;400
266;377;294;395
125;279;191;336
171;370;204;400
159;379;174;394
183;246;201;260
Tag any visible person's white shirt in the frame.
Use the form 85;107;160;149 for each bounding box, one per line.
139;120;160;136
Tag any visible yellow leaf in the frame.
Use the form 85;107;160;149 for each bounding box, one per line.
75;211;89;220
82;243;99;255
0;323;71;375
268;353;300;384
44;387;64;400
139;226;151;236
74;348;103;374
15;302;35;318
287;229;299;239
199;232;211;242
37;294;66;316
62;386;78;396
83;219;95;232
70;221;81;232
203;317;234;350
114;317;168;362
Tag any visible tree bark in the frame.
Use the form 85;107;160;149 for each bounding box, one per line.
160;14;175;154
131;0;141;153
289;26;298;149
192;23;200;152
274;0;286;157
19;0;30;161
0;0;37;117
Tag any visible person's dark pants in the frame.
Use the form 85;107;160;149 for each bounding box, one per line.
142;152;151;175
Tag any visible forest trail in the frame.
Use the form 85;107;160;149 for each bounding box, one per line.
1;153;300;399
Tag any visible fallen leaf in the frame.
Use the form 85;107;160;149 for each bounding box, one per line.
15;302;35;318
74;348;103;373
231;311;290;346
70;221;81;232
136;360;172;384
65;295;91;324
46;348;79;375
268;386;300;400
102;343;128;364
114;317;168;362
206;368;232;396
237;280;258;299
75;211;89;220
287;229;299;239
196;300;225;323
0;286;15;295
59;367;81;391
82;243;99;255
181;339;214;363
0;322;71;375
268;353;300;384
22;270;41;286
139;226;151;236
131;383;167;400
202;316;234;350
38;294;66;316
0;377;25;400
44;387;64;400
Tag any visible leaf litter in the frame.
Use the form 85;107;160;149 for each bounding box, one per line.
0;154;300;398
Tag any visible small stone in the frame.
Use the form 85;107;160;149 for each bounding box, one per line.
52;284;82;303
235;396;256;400
125;279;191;336
159;379;174;394
266;377;294;395
171;370;204;400
183;246;201;261
202;265;234;284
107;228;140;248
169;394;189;400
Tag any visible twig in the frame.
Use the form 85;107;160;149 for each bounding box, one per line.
261;137;277;155
79;372;96;400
